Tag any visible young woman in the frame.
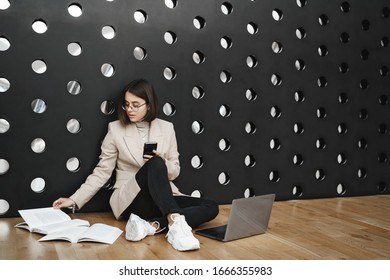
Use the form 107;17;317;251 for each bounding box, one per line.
53;79;219;251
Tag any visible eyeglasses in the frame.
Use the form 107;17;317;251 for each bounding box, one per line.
121;103;146;112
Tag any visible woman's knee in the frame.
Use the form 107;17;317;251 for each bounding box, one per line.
143;156;167;173
205;199;219;220
136;156;167;184
144;156;166;171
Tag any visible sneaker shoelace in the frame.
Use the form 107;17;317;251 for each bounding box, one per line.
151;221;166;234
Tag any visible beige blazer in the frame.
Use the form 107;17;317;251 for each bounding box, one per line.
70;118;182;219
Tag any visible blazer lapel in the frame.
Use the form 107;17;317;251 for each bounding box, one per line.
122;120;164;167
123;123;144;166
149;120;164;152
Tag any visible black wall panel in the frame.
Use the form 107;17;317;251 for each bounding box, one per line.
0;0;389;217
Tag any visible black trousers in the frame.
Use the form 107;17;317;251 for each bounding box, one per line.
123;156;219;231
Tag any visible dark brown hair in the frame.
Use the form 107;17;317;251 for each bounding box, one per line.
118;79;158;125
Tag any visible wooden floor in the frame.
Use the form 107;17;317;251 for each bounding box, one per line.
0;195;389;260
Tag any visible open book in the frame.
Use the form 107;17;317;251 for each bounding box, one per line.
15;207;90;235
38;223;123;244
15;207;123;244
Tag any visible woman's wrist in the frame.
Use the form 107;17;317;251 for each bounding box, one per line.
69;199;77;214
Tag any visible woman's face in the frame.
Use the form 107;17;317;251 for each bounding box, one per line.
124;91;149;123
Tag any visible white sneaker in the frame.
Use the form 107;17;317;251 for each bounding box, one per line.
166;214;200;251
125;213;159;241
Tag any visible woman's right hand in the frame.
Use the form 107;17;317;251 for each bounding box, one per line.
53;197;75;209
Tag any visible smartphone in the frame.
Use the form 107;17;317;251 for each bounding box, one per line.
143;142;158;156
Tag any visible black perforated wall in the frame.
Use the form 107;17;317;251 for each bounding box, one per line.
0;0;389;217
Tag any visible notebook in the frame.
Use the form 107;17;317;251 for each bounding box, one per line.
195;193;275;242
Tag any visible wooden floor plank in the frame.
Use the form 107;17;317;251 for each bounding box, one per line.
0;195;389;260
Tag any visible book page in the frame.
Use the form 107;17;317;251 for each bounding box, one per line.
78;223;123;244
17;207;71;231
39;227;89;243
35;219;90;235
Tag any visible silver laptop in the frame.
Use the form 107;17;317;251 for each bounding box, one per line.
195;193;275;242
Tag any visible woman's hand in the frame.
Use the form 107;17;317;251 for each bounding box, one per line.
53;197;75;209
143;150;162;161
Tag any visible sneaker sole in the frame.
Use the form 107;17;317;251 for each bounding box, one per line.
167;235;200;251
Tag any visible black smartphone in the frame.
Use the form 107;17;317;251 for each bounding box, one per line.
143;142;158;156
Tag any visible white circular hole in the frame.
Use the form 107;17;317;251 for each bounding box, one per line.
102;25;115;39
296;27;306;39
67;119;81;134
220;36;232;49
247;22;258;35
244;155;256;167
270;106;281;118
295;59;306;71
337;183;346;195
245;122;256;134
246;55;257;68
246;89;257;101
31;138;46;154
271;41;283;53
193;16;206;29
67;80;82;95
0;36;10;51
31;60;47;74
68;3;83;17
292;185;303;197
164;31;177;44
220;70;232;83
271;73;282;85
0;159;10;175
133;46;147;60
193;51;205;64
244;187;255;198
0;0;11;10
316;138;326;149
296;0;307;8
32;20;48;34
101;63;115;77
163;67;176;80
219;104;231;117
165;0;177;9
218;172;230;185
191;190;202;198
337;153;347;164
293;154;304;165
134;10;147;23
294;122;304;134
0;199;10;215
315;169;325;180
191;155;203;169
270;138;281;150
163;102;176;116
191;121;204;134
192;86;205;99
272;9;283;21
66;157;81;172
294;91;305;102
100;100;115;115
221;2;233;15
0;77;10;92
67;42;82;56
218;138;231;151
31;177;45;193
269;170;280;182
31;99;47;114
0;119;10;133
